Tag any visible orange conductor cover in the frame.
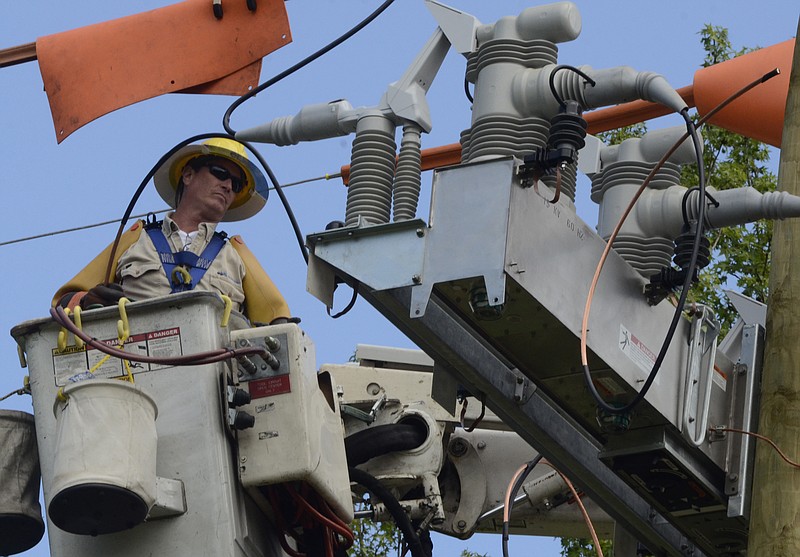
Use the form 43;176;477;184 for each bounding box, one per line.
36;0;292;142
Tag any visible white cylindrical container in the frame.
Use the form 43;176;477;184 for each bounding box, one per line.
48;379;158;536
0;409;45;555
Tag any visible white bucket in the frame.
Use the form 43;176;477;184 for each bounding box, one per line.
48;379;158;536
0;410;45;555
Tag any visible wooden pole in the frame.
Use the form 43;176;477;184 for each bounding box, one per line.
747;18;800;557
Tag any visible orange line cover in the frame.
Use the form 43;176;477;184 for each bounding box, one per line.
36;0;292;142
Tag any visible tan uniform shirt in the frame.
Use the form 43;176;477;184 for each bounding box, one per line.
117;215;246;312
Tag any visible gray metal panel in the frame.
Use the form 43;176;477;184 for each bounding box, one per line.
409;158;514;317
358;285;703;557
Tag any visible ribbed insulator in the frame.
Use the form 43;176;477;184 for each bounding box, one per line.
611;235;675;278
465;39;558;83
673;225;711;271
393;126;422;222
548;110;587;152
590;161;682;203
345;128;397;227
460;115;549;162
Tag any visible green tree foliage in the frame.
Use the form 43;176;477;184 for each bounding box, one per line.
348;512;402;557
560;537;614;557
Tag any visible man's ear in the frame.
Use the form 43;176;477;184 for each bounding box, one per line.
181;165;195;185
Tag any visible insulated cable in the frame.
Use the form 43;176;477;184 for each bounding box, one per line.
579;69;780;415
0;387;27;402
541;460;604;557
51;305;267;366
222;0;397;135
100;131;312;286
502;454;543;557
103;132;225;284
348;467;430;557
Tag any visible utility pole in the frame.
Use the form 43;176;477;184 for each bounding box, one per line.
747;23;800;557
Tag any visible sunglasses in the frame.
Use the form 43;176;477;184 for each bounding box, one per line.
202;163;246;193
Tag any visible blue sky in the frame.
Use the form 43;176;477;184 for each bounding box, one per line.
1;1;797;555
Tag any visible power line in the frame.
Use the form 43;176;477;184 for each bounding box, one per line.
0;173;341;248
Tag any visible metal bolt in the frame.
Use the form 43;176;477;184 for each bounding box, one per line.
412;275;422;284
456;520;467;530
477;441;486;450
449;438;469;457
728;473;738;482
240;456;247;463
416;228;425;238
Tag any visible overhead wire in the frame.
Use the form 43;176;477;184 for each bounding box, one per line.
579;68;780;415
0;173;339;248
219;0;398;305
222;0;398;136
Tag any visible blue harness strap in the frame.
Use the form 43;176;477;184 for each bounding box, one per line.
145;222;227;293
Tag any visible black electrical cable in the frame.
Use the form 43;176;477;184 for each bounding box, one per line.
101;131;310;285
238;138;309;263
103;132;223;283
582;108;707;416
464;76;474;103
349;467;430;557
580;69;780;417
327;281;359;318
503;455;543;557
222;0;397;136
680;185;719;227
344;423;427;467
548;65;596;108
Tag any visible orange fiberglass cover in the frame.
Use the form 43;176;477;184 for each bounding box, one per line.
36;0;292;143
693;38;794;148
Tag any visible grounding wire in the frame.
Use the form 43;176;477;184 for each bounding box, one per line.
581;110;708;415
502;454;543;557
580;69;780;415
222;0;397;135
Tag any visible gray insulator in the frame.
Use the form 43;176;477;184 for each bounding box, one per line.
393;125;423;221
611;235;675;278
591;161;682;278
460;115;549;162
465;39;558;83
345;126;397;227
590;161;681;203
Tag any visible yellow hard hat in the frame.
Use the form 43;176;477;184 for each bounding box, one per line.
153;138;269;222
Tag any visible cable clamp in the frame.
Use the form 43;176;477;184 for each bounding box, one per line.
512;369;534;405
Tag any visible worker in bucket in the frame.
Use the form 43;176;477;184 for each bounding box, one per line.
53;138;291;325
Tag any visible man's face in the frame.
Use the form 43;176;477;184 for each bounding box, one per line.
180;157;244;221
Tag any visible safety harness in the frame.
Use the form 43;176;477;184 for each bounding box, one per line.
145;220;227;293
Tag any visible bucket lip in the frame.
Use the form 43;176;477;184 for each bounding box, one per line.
56;379;158;419
0;409;36;424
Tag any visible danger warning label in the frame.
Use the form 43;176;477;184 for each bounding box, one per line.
52;327;183;386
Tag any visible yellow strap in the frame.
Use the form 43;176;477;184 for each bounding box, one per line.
116;297;131;342
73;306;85;349
220;294;233;328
